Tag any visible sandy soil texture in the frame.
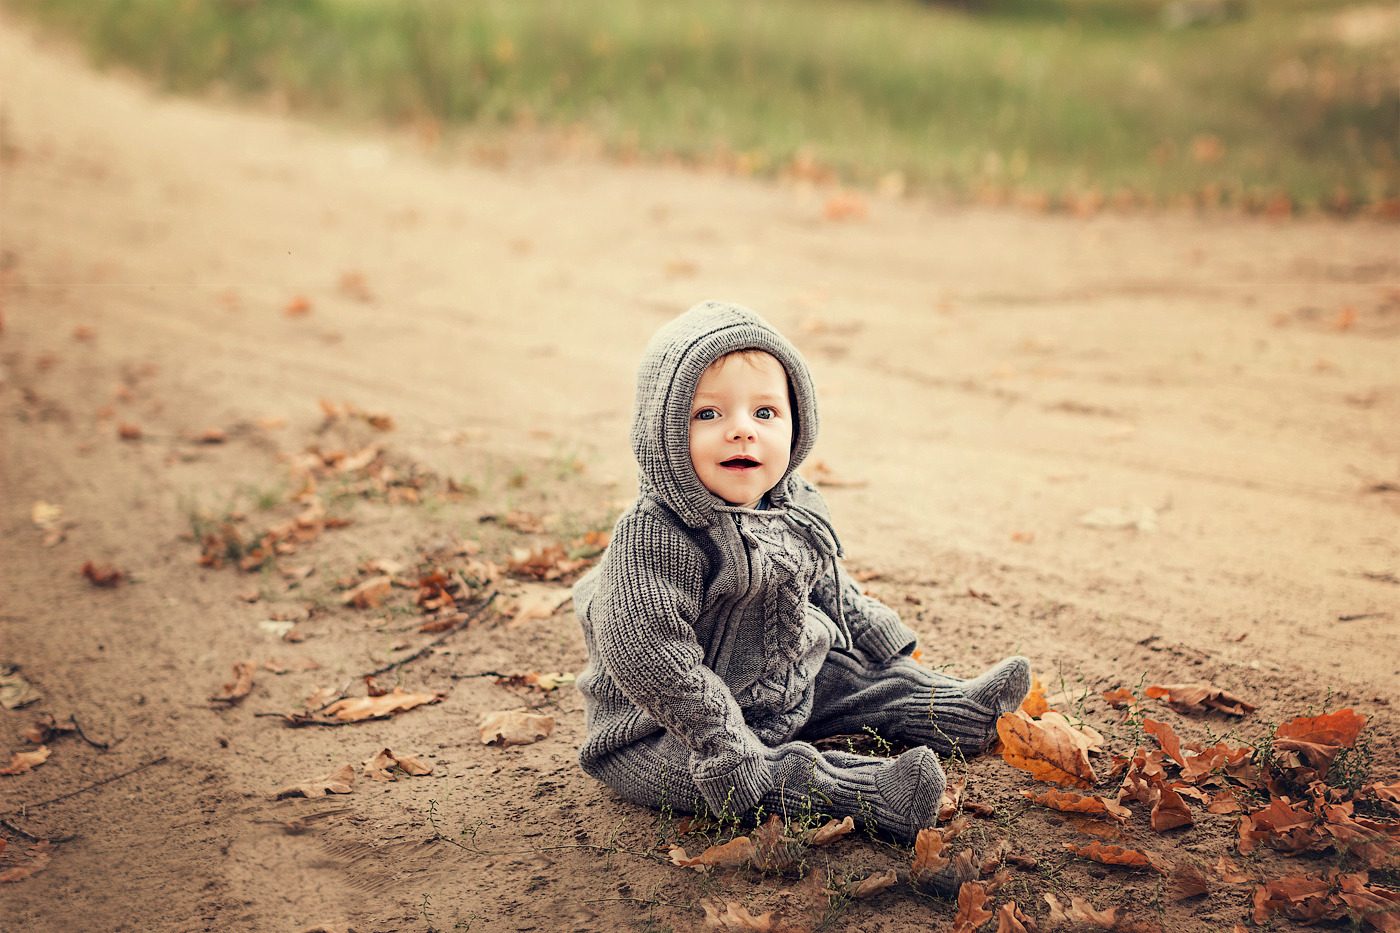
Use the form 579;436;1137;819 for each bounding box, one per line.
2;12;1398;933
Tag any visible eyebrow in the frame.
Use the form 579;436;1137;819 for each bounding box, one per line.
691;392;786;404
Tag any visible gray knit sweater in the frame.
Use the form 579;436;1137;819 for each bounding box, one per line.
573;301;917;815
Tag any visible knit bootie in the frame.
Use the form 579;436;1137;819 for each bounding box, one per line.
900;656;1032;755
761;745;945;842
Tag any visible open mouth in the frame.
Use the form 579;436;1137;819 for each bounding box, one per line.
721;456;760;469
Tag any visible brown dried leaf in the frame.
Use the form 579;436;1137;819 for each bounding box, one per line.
1168;861;1212;900
1150;783;1194;833
1024;789;1130;824
751;814;802;871
1144;683;1255;717
1019;674;1049;718
670;837;758;871
323;685;446;722
993;901;1033;933
805;816;855;846
1212;856;1252;884
270;763;355;799
362;748;433;782
81;560;123;587
0;841;51;883
1208;789;1243;814
1065;841;1169;873
210;660;255;704
21;714;75;745
851;868;898;899
341;575;392;609
476;708;554;745
805;459;867;487
953;882;995;933
1251;872;1341;925
939;774;967;821
997;710;1096;788
0;745;51;776
699;898;772;931
1102;687;1136;709
1365;781;1400;817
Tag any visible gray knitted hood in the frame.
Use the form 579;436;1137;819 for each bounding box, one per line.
631;300;820;529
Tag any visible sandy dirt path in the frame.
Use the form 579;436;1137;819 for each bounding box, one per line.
2;12;1398;933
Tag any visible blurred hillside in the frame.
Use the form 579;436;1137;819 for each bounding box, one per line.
5;0;1397;213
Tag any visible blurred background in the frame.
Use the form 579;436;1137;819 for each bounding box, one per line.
6;0;1398;215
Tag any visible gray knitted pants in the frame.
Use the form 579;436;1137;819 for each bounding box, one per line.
587;651;1029;839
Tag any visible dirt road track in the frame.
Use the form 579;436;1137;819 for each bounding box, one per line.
2;11;1398;931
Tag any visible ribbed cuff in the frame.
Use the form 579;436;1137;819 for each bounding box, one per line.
854;617;918;664
692;752;773;816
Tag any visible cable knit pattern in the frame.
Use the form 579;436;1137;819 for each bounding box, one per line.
573;300;1030;833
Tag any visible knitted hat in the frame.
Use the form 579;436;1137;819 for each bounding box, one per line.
631;300;819;528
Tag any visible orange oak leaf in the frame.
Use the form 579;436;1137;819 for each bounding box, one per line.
997;710;1096;788
476;708;554;745
362;748;433;782
210;661;255;705
1238;797;1320;855
0;841;51;883
953;882;995;933
670;837;758;871
1322;805;1400;871
1151;783;1194;833
805;816;855;846
1065;841;1170;873
0;745;51;776
699;898;773;931
1102;687;1136;709
1251;872;1340;925
1024;788;1131;823
341;575;392;609
911;825;951;881
81;560;123;587
939;774;967;821
993;901;1033;933
851;868;898;899
1145;683;1254;716
270;763;355;799
1020;674;1049;718
1337;871;1400;931
324;685;446;722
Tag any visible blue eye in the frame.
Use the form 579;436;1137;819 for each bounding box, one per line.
694;409;717;421
755;407;776;420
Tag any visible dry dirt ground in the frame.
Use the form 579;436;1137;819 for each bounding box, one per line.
2;11;1399;933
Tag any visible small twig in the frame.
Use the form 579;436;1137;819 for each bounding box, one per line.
362;591;497;680
68;715;110;750
1338;612;1388;622
252;713;352;728
0;755;168;818
0;817;76;843
448;670;510;681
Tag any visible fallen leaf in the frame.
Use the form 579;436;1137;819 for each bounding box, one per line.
823;191;868;222
1144;683;1255;717
993;901;1033;933
0;665;41;709
939;774;967;821
500;583;572;628
341;575;392;609
1365;781;1400;817
210;660;256;705
1168;861;1211;900
362;748;434;781
262;657;321;675
0;745;51;775
997;710;1097;788
285;295;312;316
1020;674;1049;718
505;544;589;583
1024;789;1130;823
1212;855;1252;884
1103;687;1136;709
1151;783;1194;833
751;814;802;870
1079;506;1159;532
1045;892;1164;932
81;560;123;587
117;422;143;441
670;837;758;871
0;841;51;882
22;713;76;744
323;685;446;722
1065;841;1169;873
805;816;855;846
699;898;772;931
851;868;898;898
911;826;951;881
1251;872;1341;925
477;708;554;745
953;881;995;932
30;501;63;528
270;763;355;799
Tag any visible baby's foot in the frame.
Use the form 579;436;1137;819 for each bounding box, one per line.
904;656;1032;754
868;746;946;840
761;745;945;843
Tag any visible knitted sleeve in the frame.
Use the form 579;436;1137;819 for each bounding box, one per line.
590;510;775;815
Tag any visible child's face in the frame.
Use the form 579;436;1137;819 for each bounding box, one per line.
689;351;793;509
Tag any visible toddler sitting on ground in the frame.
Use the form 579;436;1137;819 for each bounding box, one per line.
573;300;1030;840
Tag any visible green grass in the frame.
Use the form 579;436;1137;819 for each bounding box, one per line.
7;0;1398;209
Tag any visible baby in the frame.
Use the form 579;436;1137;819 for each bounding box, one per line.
573;300;1030;840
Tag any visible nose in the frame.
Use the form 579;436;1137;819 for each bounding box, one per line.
730;416;756;441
